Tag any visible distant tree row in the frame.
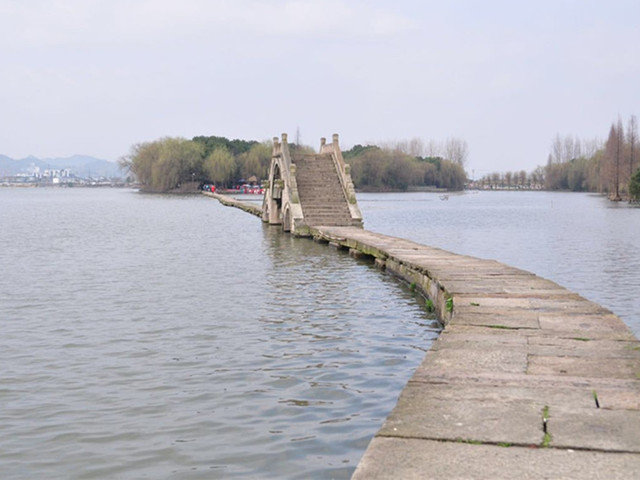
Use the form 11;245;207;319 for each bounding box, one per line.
120;136;272;191
477;115;639;201
121;134;470;193
543;116;638;199
343;138;468;191
476;168;546;190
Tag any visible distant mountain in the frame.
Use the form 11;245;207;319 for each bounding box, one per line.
0;154;122;178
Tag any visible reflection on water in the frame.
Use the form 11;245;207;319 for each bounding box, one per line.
0;188;438;479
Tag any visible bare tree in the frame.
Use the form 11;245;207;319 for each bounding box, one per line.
295;126;301;146
616;116;625;198
550;134;562;164
605;118;625;200
504;171;513;189
566;135;581;161
444;137;469;169
425;140;441;157
491;172;500;188
532;166;545;188
582;138;602;159
550;133;584;164
392;138;426;157
519;170;527;188
628;115;638;183
407;137;425;157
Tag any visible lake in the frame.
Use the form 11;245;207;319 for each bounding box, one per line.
0;188;637;479
0;188;437;479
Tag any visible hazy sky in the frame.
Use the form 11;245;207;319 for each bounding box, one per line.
1;0;639;175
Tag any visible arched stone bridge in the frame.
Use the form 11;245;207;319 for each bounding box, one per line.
262;133;363;236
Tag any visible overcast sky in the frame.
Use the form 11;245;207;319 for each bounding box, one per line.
1;0;639;175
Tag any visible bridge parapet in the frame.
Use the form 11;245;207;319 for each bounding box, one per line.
320;134;361;210
262;133;305;233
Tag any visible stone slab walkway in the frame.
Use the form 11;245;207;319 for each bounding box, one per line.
204;192;262;217
310;226;640;479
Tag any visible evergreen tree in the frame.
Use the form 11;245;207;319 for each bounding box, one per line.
629;168;640;203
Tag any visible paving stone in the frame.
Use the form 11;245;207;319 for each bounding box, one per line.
351;438;640;480
526;336;640;359
451;311;541;329
528;355;640;379
423;346;529;375
433;326;528;347
378;383;543;445
550;407;640;452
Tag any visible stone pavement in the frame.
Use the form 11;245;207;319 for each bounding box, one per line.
310;226;640;480
204;192;262;217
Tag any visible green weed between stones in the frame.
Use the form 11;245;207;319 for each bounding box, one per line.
455;438;482;445
542;406;551;447
425;299;435;313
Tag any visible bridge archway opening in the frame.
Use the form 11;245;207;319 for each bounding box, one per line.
267;161;283;225
282;205;292;232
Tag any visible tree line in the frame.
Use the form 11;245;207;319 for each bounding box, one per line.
475;168;546;190
343;140;467;191
121;135;469;192
478;115;639;201
119;136;272;192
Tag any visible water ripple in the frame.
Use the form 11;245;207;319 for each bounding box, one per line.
0;188;438;479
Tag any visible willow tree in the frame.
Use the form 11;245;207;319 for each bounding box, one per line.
204;147;236;187
151;138;204;191
347;147;386;189
122;137;204;191
238;142;271;181
121;140;163;186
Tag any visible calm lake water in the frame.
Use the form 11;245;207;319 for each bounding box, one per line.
1;188;638;479
0;188;438;480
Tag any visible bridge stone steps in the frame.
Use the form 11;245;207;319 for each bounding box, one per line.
293;154;356;227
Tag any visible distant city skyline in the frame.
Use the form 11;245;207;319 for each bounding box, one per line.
0;153;121;178
1;0;639;175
